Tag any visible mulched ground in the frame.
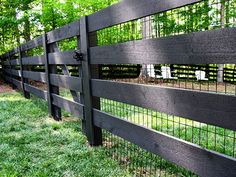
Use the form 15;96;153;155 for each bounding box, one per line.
0;80;13;93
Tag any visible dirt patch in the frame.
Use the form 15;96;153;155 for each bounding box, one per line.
30;81;47;90
0;80;13;93
63;116;79;122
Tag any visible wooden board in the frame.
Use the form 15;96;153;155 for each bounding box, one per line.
5;69;21;77
90;27;236;64
92;79;236;131
51;94;84;118
23;71;46;83
21;36;43;52
22;55;45;65
49;50;81;65
50;74;82;92
47;20;80;43
24;83;48;100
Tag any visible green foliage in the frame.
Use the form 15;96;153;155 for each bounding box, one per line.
0;0;235;55
0;0;119;55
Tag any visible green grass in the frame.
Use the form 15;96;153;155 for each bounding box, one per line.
101;99;235;158
58;89;235;176
0;92;130;177
3;89;233;176
100;99;235;176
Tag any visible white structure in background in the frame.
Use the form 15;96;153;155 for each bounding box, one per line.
146;64;156;78
146;65;177;79
161;66;178;79
195;70;208;81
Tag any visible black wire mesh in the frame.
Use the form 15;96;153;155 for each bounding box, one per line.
95;0;236;176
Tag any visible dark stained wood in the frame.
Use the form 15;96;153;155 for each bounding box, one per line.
4;76;11;83
43;34;54;117
92;79;236;131
50;74;82;92
89;31;103;142
10;59;20;65
11;78;22;89
24;83;48;100
3;61;10;66
22;55;45;65
21;35;43;52
5;69;21;77
8;48;19;57
23;71;46;83
90;27;236;64
19;46;28;98
59;65;80;103
1;48;19;59
51;94;84;118
93;109;236;177
43;34;62;120
5;76;22;90
47;20;80;43
21;47;31;99
80;17;102;146
88;0;200;32
48;50;81;65
7;54;17;89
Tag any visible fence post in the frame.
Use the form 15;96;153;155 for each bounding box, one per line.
19;46;30;99
0;56;5;82
80;16;102;146
8;53;16;89
43;33;62;121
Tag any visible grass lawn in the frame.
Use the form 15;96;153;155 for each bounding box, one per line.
1;88;234;177
0;92;130;177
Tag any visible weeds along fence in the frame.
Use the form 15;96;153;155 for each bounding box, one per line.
1;0;236;176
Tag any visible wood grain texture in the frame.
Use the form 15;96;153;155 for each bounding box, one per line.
90;27;236;64
92;79;236;131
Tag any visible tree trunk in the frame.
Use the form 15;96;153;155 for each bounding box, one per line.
217;0;225;83
140;16;153;78
23;3;31;42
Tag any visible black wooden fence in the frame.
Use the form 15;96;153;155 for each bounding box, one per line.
0;0;236;176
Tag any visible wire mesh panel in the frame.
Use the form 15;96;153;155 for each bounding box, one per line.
93;0;236;176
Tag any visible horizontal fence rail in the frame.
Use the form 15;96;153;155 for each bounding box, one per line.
0;0;236;176
90;27;236;64
92;79;236;131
